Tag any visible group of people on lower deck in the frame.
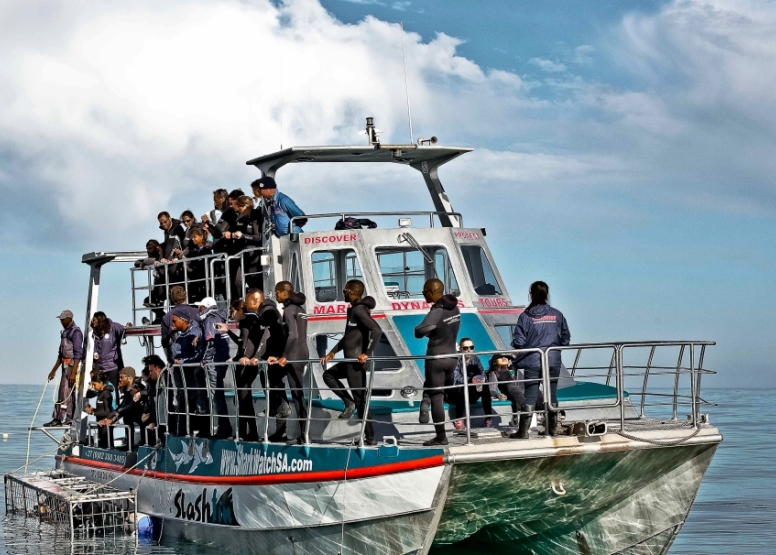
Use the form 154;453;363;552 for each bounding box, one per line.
47;276;570;449
135;176;306;323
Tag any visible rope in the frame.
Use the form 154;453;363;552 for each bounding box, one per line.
614;426;702;446
24;380;51;473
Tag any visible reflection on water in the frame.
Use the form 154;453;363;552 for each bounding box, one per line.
1;386;771;554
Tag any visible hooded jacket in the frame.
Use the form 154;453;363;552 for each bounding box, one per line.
92;319;125;373
414;295;461;357
161;304;201;362
171;318;203;364
512;303;571;368
331;296;382;359
200;306;231;364
281;292;309;362
255;299;286;360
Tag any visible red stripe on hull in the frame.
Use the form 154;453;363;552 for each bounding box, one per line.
62;454;444;485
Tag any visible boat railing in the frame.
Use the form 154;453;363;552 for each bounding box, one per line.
118;340;716;448
289;211;464;234
129;247;268;325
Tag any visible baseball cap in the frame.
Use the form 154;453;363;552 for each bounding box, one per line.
254;176;277;190
193;297;217;308
56;310;74;320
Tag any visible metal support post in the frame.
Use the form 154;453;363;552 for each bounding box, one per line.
640;346;656;418
672;345;685;421
461;353;471;444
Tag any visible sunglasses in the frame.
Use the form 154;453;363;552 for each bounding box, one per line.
461;345;474;351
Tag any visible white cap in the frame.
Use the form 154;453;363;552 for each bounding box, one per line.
193;297;217;308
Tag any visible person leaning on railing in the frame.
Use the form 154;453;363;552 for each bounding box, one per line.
251;176;307;237
195;297;233;439
139;354;165;446
99;367;145;451
181;227;213;303
268;281;310;445
169;312;205;437
160;286;200;365
510;280;570;439
135;239;169;324
231;195;265;293
320;280;381;446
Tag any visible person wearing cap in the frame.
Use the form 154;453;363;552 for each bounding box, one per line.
195;297;232;439
160;286;201;365
100;367;145;451
251;176;306;237
486;353;525;428
44;310;84;427
170;311;204;436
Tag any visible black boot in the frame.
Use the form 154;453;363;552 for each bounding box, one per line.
419;400;430;424
546;410;559;437
510;405;533;439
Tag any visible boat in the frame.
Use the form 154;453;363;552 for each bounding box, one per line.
43;118;720;554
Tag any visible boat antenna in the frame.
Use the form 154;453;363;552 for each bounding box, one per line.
400;22;414;145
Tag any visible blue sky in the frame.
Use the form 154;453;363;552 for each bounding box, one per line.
0;0;774;387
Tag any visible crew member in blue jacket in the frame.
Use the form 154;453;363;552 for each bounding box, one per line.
252;176;306;237
170;312;203;436
91;312;126;394
511;281;570;439
196;297;232;439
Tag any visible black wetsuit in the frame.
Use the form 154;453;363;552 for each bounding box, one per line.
253;299;288;438
322;296;382;441
281;292;309;437
234;312;260;440
88;385;115;448
415;295;461;439
110;379;145;451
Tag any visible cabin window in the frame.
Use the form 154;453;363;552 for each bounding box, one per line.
375;246;459;299
495;324;515;350
315;333;401;372
311;249;363;302
460;245;503;296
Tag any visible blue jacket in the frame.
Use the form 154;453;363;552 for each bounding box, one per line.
262;191;305;237
92;320;125;373
512;304;570;368
449;355;486;386
200;307;231;364
171;320;203;365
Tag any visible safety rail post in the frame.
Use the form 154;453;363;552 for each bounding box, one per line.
130;269;137;326
696;344;707;419
179;364;191;437
358;360;377;449
261;362;270;445
672;345;685;420
231;364;240;442
460;353;471;444
240;251;246;298
639;345;656;418
541;350;551;435
164;264;171;312
605;350;616;386
571;349;582;377
617;346;625;431
304;361;313;446
689;343;697;428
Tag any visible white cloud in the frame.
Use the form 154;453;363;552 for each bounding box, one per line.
528;57;567;73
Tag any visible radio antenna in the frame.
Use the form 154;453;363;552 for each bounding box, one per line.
400;22;414;144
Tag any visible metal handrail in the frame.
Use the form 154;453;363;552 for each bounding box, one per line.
85;340;714;449
289;211;464;234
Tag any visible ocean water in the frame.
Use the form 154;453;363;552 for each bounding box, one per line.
0;385;771;554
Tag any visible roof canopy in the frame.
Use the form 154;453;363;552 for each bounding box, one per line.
245;145;471;177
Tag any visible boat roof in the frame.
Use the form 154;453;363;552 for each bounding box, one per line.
246;145;472;176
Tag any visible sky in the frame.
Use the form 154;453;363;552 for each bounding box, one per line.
0;0;774;387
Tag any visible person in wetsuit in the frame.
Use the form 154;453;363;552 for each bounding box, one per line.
139;354;165;446
100;366;145;451
320;280;381;446
415;278;461;446
511;280;570;439
86;373;114;448
268;281;309;444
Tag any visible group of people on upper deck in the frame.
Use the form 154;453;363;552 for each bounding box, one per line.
47;272;570;449
136;176;306;321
